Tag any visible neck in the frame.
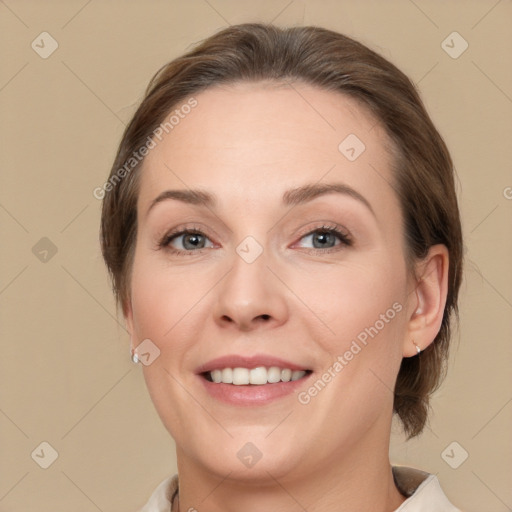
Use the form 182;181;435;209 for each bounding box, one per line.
174;428;406;512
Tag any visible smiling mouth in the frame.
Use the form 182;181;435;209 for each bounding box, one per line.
202;367;313;385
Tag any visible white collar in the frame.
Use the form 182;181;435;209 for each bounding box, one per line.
139;466;460;512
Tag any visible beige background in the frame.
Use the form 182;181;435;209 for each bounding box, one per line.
1;0;511;510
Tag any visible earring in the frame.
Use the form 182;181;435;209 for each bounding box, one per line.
131;349;139;364
412;340;421;355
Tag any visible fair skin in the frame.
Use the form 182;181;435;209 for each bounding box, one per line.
126;82;449;512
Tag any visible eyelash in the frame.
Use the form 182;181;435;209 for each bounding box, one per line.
158;224;353;256
296;224;353;253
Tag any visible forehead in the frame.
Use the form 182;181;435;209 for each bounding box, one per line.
138;81;397;215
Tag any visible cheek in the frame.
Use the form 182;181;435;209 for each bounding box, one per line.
294;265;406;425
129;259;207;434
291;259;407;414
129;256;208;340
289;260;406;350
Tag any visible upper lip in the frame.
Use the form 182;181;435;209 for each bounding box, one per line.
195;354;311;374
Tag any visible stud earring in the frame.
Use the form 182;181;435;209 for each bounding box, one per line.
412;340;421;355
131;349;139;364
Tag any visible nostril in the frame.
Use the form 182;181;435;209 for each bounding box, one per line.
260;314;271;321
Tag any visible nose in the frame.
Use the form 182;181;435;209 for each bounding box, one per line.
212;247;289;332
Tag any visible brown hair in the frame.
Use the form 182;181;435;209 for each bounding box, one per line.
100;23;463;438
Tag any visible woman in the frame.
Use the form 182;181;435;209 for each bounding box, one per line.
100;24;463;511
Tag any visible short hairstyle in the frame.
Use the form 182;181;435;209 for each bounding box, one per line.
100;23;463;438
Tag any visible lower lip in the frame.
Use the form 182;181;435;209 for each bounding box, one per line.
199;374;312;406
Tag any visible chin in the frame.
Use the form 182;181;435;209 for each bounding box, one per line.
178;430;308;482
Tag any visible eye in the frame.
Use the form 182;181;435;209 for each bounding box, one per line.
160;229;214;254
296;226;352;251
158;224;352;255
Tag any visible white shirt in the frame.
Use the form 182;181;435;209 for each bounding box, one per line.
139;466;461;511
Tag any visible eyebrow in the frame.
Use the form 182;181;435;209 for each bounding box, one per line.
146;182;375;217
283;183;375;216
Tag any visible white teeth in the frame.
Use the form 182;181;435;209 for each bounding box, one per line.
281;369;292;382
249;367;267;385
291;370;306;381
207;367;308;385
221;368;233;384
267;366;281;383
232;367;250;385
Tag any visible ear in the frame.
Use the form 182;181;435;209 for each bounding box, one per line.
403;244;449;357
124;299;137;351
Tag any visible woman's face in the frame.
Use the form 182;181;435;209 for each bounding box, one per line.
127;82;416;481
